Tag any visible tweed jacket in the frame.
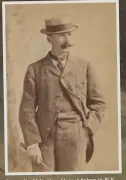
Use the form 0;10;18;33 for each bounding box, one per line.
19;52;106;147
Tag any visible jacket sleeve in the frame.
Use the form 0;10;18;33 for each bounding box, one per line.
85;62;106;135
19;64;42;146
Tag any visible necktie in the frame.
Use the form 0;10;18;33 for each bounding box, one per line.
57;60;64;73
49;51;68;73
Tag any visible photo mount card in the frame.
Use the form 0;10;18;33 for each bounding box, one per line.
0;0;125;180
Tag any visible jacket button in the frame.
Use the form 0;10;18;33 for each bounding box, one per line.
56;94;60;98
46;127;50;131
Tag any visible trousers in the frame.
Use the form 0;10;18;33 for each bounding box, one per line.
32;118;88;172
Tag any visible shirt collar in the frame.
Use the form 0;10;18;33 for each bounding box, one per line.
49;51;69;61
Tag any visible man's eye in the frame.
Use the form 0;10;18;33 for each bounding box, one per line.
60;34;65;36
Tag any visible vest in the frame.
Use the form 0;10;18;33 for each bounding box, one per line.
50;66;81;121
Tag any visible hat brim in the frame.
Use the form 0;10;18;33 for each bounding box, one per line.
40;25;78;35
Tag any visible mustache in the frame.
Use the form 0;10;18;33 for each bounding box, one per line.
61;42;74;49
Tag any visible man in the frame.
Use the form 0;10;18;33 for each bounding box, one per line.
19;15;106;172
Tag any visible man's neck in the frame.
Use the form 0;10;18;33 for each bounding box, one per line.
51;49;66;59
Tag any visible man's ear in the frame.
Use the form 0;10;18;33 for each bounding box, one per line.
47;35;52;44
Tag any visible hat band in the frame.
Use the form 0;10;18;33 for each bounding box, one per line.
46;23;72;33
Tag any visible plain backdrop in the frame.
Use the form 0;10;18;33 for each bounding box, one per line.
5;2;119;172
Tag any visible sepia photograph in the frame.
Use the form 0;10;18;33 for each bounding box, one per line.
2;1;121;175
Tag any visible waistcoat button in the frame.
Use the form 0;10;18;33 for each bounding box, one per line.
46;127;50;131
56;109;60;113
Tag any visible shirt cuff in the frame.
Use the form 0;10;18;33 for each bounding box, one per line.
27;143;39;149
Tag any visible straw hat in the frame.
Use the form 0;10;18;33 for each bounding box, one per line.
41;15;78;34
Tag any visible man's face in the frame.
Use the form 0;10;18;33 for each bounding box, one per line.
48;32;74;54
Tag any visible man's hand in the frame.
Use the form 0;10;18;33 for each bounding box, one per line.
27;144;43;164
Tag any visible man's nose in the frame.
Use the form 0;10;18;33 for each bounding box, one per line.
64;34;70;43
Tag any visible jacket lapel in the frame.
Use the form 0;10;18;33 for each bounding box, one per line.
44;53;74;77
44;53;60;76
61;54;74;77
